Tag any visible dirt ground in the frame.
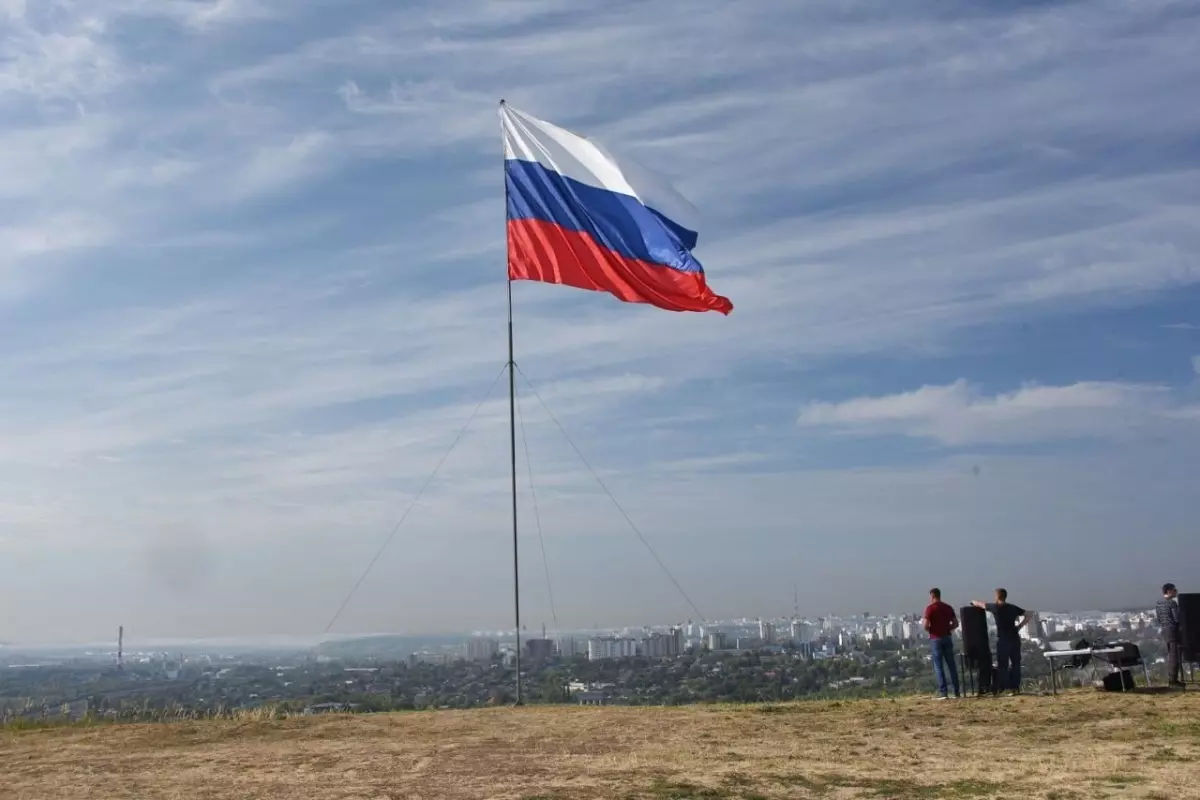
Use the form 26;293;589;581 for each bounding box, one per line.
2;690;1197;799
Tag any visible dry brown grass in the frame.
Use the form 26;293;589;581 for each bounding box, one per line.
2;690;1198;799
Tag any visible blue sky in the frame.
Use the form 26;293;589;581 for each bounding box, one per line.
1;0;1198;643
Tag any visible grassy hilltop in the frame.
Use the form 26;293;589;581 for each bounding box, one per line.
2;690;1197;799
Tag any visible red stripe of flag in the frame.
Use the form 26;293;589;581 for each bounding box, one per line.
507;219;733;315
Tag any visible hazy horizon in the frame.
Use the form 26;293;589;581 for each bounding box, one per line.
2;1;1198;643
0;603;1160;650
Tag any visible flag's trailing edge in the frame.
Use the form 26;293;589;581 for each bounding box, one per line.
501;103;733;315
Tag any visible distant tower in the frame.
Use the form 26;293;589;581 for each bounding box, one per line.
117;626;124;672
793;583;800;620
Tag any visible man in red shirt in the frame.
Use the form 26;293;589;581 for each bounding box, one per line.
923;587;961;699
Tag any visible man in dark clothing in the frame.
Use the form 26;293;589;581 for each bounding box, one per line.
973;588;1028;695
1156;583;1183;688
923;588;961;699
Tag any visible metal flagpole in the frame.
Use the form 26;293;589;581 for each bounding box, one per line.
508;264;523;705
501;99;523;705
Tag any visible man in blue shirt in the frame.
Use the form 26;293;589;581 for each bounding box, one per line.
972;588;1029;696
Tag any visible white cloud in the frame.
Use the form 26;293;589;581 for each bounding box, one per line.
98;0;280;31
798;380;1196;445
0;10;122;105
177;0;272;30
226;131;335;198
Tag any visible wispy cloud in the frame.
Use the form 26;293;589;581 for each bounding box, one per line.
798;380;1199;445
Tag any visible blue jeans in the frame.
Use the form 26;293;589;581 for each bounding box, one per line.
931;636;960;697
996;637;1021;691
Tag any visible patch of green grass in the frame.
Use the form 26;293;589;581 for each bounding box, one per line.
1094;774;1148;787
717;774;767;800
941;780;1003;797
643;779;734;799
1148;746;1187;762
1;716;109;732
1159;720;1200;738
1;705;288;732
773;775;1003;799
856;779;937;798
865;778;999;798
770;773;827;792
1012;725;1070;744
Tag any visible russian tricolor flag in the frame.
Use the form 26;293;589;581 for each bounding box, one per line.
501;104;732;315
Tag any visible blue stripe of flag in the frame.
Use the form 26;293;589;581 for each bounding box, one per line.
505;159;703;274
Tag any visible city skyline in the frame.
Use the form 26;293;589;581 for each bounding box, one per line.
0;601;1170;649
2;2;1199;642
